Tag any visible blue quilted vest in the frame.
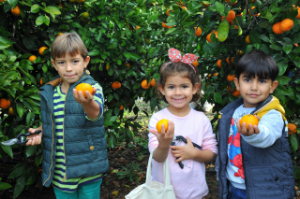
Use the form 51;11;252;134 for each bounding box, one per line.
217;95;294;199
39;73;109;187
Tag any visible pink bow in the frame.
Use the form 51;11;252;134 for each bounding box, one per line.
163;48;199;73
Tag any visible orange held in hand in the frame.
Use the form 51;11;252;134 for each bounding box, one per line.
240;114;259;130
156;119;169;133
75;83;93;98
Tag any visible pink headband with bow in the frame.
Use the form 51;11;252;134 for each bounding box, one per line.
163;48;199;73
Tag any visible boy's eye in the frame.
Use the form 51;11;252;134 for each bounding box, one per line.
244;78;251;82
58;61;64;65
168;86;174;89
73;60;79;64
182;85;188;88
259;79;266;83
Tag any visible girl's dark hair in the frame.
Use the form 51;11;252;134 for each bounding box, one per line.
157;62;202;103
235;49;279;81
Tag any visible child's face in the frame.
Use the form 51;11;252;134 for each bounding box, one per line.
158;74;199;115
234;73;278;107
51;53;90;85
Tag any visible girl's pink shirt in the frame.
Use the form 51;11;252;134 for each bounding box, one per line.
148;108;218;199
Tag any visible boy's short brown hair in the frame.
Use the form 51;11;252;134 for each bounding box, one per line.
51;32;88;60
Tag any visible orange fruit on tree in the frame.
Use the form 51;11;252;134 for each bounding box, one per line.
213;73;218;76
40;77;43;85
194;27;202;37
56;32;63;37
280;19;294;32
227;86;233;92
206;31;218;42
272;22;283;34
77;0;85;3
59;2;63;8
135;26;141;31
240;114;259;130
39;46;48;56
106;64;111;70
120;105;124;110
227;74;235;82
75;83;93;97
226;10;236;23
125;63;130;67
234;25;239;29
162;22;169;28
288;123;297;135
166;9;173;16
216;60;222;68
111;81;121;89
0;98;11;109
141;79;151;89
231;90;240;97
11;5;21;16
226;57;231;65
226;0;237;5
296;7;300;19
192;60;199;67
245;35;250;44
294;43;299;47
156;119;169;133
8;107;14;115
29;55;37;63
0;0;6;3
150;78;156;87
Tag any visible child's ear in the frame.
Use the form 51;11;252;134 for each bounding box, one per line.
192;83;199;94
269;80;278;94
158;84;165;95
51;59;58;71
84;56;90;68
233;77;240;91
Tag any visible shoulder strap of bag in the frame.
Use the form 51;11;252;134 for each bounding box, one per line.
145;152;172;187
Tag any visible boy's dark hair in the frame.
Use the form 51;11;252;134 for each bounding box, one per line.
51;32;88;60
235;49;279;81
157;62;202;103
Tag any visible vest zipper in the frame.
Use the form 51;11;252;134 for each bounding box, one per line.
62;90;68;182
240;137;249;198
43;103;55;186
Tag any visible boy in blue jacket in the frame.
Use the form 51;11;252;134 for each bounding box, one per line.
26;33;109;199
216;50;294;199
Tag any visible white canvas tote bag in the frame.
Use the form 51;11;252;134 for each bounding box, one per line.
125;152;176;199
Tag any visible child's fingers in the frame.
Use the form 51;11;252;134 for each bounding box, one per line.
85;91;94;100
253;125;260;134
248;124;255;135
92;87;97;95
73;89;79;99
241;122;248;135
149;129;160;138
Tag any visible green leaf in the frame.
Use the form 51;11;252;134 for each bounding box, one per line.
250;30;261;44
107;94;113;102
25;173;37;186
276;76;291;86
283;44;293;54
1;145;13;159
26;112;35;126
16;102;26;117
13;174;26;199
36;16;44;26
270;44;282;51
277;61;288;76
0;182;12;191
45;6;61;19
25;145;37;158
290;135;298;152
150;98;157;111
7;0;18;9
30;4;40;13
8;164;26;179
214;92;223;104
123;52;140;60
217;20;229;42
165;28;177;35
43;16;50;26
214;1;224;16
42;64;48;73
292;32;300;44
35;153;43;166
88;49;100;56
260;34;269;42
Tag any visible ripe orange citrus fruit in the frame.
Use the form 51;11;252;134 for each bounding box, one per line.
206;31;218;42
39;46;48;56
226;10;236;23
192;60;199;67
75;83;93;97
272;22;283;34
195;27;202;37
59;2;63;8
156;119;169;133
216;60;222;68
106;64;111;70
227;74;235;82
166;9;173;16
111;81;121;89
56;33;63;37
231;90;240;97
245;35;250;44
120;105;124;110
288;123;297;135
77;0;85;3
240;114;259;130
280;19;294;32
213;73;218;76
11;5;21;16
295;43;299;47
141;79;151;89
150;78;156;87
0;0;6;3
29;55;37;63
296;7;300;19
8;107;14;115
135;26;141;31
125;63;130;67
40;77;43;85
0;98;11;109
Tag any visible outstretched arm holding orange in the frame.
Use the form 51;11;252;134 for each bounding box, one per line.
149;121;174;162
237;115;260;136
170;138;216;163
73;87;100;120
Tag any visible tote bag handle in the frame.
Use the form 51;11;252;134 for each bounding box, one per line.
145;151;172;187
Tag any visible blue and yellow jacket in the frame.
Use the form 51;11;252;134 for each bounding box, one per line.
39;73;109;187
217;95;294;199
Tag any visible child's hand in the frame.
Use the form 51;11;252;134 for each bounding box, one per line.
26;128;43;146
237;115;260;136
170;138;196;162
73;87;97;105
149;121;174;149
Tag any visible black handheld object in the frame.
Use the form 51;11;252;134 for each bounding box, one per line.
16;130;42;145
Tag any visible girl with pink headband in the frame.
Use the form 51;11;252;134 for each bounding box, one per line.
148;48;218;198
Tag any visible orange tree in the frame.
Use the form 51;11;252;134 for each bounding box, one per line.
0;0;300;197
